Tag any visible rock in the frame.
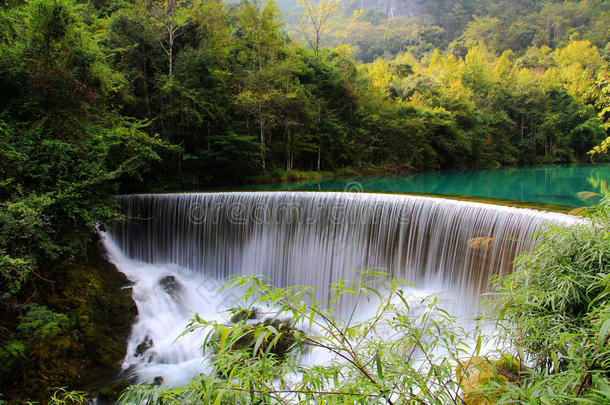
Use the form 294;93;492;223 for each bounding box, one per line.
159;275;183;300
153;376;164;386
495;353;523;381
135;336;153;357
217;318;305;360
97;379;131;404
211;317;306;379
456;355;522;405
230;307;260;323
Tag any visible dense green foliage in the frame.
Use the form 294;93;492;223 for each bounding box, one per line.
293;0;610;62
0;0;171;303
0;0;168;400
2;0;605;195
492;200;610;402
366;42;607;166
78;0;610;189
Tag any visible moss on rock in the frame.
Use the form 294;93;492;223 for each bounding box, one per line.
210;308;306;373
0;236;136;403
97;379;131;403
457;355;523;405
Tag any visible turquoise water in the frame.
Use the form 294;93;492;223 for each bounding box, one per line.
228;164;610;207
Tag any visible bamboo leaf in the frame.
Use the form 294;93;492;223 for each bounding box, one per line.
376;351;384;379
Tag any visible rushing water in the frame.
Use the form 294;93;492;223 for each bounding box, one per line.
225;164;610;207
102;192;576;386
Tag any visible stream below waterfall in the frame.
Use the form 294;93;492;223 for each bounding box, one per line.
102;192;576;387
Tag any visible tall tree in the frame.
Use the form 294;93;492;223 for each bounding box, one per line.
296;0;339;171
151;0;192;78
296;0;338;71
236;0;283;171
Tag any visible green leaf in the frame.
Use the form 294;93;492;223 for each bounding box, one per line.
598;317;610;347
213;389;225;405
376;351;384;379
253;331;267;356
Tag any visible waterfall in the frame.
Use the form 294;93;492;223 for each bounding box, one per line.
101;192;575;385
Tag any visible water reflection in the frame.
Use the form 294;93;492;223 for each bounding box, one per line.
226;164;610;207
588;173;610;198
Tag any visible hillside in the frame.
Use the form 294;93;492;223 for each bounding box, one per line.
280;0;609;62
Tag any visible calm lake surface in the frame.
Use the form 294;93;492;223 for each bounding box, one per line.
228;164;610;207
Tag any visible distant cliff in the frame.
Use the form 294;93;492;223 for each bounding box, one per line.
347;0;419;17
276;0;420;18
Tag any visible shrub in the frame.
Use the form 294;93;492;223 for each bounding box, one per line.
17;304;73;342
48;387;88;405
0;341;25;377
491;199;610;402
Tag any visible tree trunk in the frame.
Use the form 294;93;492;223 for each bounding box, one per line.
285;123;291;171
259;104;266;171
521;115;524;143
317;103;322;171
168;38;173;78
143;58;152;120
168;2;174;78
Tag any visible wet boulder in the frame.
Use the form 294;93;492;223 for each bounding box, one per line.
135;336;153;357
229;307;260;323
147;351;157;363
159;276;183;300
213;317;306;361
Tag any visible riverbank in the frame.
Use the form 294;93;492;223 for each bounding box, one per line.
243;166;401;184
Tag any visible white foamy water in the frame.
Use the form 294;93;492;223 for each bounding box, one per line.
102;192;576;386
102;237;222;385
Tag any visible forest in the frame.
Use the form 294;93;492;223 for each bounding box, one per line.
2;0;608;190
0;0;609;402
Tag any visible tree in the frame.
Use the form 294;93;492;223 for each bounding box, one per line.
235;0;284;171
236;0;283;73
150;0;192;78
235;83;279;172
295;0;340;172
296;0;338;71
587;65;610;160
586;63;610;131
105;8;164;120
